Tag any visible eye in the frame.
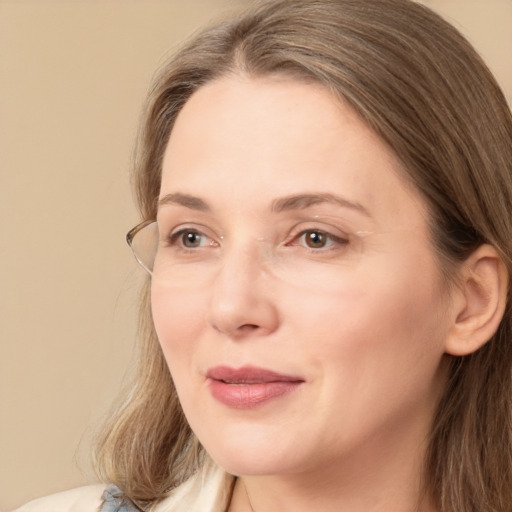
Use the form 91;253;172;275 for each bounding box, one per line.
169;228;215;249
181;230;204;248
302;230;329;248
294;229;348;250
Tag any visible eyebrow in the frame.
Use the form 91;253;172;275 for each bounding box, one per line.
271;193;371;216
158;191;370;217
158;192;210;211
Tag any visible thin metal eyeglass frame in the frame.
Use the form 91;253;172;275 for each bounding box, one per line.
126;220;156;276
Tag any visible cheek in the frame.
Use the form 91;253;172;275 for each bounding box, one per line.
285;263;448;445
290;260;443;339
286;253;448;394
151;282;208;368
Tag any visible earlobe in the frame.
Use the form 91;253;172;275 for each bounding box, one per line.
445;244;509;357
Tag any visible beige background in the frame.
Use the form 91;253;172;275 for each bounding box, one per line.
0;1;510;510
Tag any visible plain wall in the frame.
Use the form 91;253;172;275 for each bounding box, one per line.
0;1;510;510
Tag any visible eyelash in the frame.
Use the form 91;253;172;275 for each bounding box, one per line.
167;228;217;250
166;226;348;253
288;229;349;251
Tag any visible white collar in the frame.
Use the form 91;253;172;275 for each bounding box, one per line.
155;461;235;512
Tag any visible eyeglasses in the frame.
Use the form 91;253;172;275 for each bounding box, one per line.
126;220;159;275
127;219;355;282
127;220;219;281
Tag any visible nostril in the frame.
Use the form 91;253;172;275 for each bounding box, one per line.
240;324;259;332
208;286;280;337
212;323;259;335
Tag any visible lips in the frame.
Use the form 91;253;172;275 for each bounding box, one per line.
206;365;304;409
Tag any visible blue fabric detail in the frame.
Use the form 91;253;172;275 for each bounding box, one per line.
99;485;144;512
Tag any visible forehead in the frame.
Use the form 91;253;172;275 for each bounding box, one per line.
160;75;427;229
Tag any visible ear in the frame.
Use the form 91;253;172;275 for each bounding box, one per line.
445;244;509;357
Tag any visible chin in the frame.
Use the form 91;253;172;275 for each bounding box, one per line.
210;451;294;477
199;428;305;477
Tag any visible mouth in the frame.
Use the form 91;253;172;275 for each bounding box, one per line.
206;365;304;409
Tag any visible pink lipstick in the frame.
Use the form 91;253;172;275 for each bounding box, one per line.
206;366;304;409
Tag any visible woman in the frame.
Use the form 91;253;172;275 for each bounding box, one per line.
17;0;512;511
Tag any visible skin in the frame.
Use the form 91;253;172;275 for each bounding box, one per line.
151;75;454;512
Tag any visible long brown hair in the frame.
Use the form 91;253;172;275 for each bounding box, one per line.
95;1;512;510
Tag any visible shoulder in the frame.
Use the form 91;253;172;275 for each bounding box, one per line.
12;484;107;512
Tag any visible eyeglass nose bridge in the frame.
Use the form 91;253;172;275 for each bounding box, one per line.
126;220;158;276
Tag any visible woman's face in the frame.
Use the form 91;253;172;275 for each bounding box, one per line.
152;76;452;479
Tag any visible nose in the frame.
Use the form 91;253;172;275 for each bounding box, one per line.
207;243;279;339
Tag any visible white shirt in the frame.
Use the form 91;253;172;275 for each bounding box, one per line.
13;463;234;512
